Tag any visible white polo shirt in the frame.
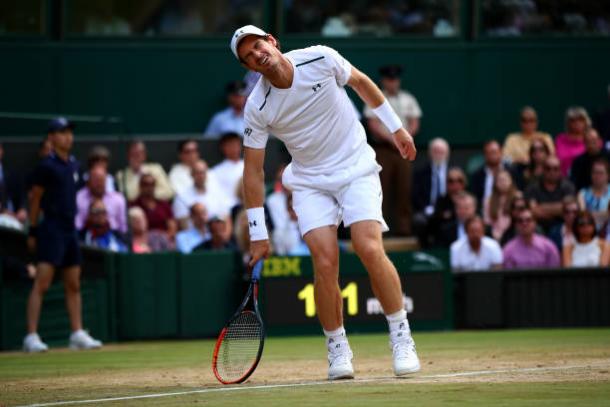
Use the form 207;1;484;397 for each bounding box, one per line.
450;236;503;272
244;45;379;191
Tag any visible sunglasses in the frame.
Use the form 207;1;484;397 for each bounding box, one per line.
517;217;533;224
577;219;594;227
521;117;537;123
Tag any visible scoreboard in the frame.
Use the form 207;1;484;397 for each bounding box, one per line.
259;251;452;334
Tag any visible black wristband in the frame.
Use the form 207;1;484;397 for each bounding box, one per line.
28;226;38;237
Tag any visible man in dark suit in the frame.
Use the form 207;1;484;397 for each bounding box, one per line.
470;139;514;210
412;138;450;247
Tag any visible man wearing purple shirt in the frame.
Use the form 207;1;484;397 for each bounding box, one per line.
503;208;560;269
76;166;127;233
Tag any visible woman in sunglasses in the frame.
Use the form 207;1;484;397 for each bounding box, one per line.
562;210;610;267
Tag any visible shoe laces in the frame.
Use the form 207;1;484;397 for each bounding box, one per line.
327;338;352;366
391;330;415;359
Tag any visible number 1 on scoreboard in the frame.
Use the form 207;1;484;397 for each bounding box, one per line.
298;282;358;317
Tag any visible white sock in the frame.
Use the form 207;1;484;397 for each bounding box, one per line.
386;309;410;333
323;326;346;343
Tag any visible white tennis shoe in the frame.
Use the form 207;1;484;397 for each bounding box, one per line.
390;324;420;376
23;333;49;353
69;330;102;350
327;337;354;380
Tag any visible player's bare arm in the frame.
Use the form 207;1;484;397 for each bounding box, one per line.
243;146;270;266
27;185;44;253
348;67;417;161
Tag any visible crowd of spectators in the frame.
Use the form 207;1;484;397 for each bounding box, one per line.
445;104;610;271
1;76;609;275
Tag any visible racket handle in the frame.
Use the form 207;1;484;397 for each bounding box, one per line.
252;260;264;281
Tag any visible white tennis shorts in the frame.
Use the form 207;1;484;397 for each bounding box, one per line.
290;171;389;236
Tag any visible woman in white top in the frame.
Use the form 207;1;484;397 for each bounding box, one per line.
563;211;610;267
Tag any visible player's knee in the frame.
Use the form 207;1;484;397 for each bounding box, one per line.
34;277;53;294
64;278;80;293
313;254;339;277
353;239;384;263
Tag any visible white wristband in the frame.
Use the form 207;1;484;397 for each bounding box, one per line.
247;207;268;241
372;100;403;134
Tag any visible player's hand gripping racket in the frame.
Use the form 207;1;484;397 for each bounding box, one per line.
212;260;265;384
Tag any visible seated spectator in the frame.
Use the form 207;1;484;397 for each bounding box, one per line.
129;174;176;237
548;196;579;252
577;158;610;229
570;129;610;191
210;133;244;208
499;193;529;246
80;199;127;253
273;191;310;256
555;107;591;176
116;140;174;201
193;216;237;251
525;156;575;231
168;139;200;195
412;138;450;247
0;143;27;225
173;160;231;230
428;167;467;246
203;80;247;139
82;145;116;192
470;140;515;208
413;138;450;217
435;191;478;247
176;203;210;254
450;216;503;272
562;211;610;267
128;207;173;253
512;138;551;190
502;106;555;165
483;169;519;241
76;165;127;233
503;209;560;269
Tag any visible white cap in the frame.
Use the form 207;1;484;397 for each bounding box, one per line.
230;25;268;60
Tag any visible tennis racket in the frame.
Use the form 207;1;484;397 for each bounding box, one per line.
212;260;265;385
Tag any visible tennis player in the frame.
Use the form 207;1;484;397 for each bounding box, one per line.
232;25;420;380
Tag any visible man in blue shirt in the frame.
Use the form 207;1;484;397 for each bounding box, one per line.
24;118;102;352
203;80;247;139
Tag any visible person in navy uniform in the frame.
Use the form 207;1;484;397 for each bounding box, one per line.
23;117;102;352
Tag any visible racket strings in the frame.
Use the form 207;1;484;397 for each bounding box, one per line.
217;311;263;381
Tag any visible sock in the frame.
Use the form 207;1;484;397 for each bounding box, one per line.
323;326;346;343
386;309;410;333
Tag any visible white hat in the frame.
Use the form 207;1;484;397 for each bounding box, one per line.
230;25;268;60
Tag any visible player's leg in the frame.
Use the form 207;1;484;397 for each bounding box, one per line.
24;262;55;352
63;234;102;350
343;172;420;375
303;226;342;331
293;188;353;380
350;220;403;313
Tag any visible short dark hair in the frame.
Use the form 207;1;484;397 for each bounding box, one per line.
592;157;610;174
483;139;501;150
178;139;197;153
464;215;484;232
219;132;241;145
